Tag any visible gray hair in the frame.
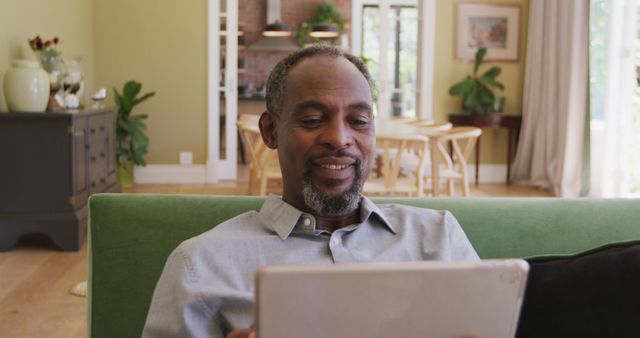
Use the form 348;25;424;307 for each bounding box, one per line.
265;44;374;120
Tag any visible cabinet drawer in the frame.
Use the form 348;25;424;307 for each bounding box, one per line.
71;117;89;209
88;115;108;194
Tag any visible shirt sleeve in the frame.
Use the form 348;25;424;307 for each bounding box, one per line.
142;245;224;338
443;210;480;261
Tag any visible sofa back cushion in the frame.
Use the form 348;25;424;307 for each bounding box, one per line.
517;241;640;338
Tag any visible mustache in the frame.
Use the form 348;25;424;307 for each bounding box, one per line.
308;149;361;163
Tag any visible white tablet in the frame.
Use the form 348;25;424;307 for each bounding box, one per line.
255;260;529;338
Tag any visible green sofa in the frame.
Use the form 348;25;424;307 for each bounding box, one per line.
87;194;640;338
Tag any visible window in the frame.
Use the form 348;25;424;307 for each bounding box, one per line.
589;0;639;196
361;4;418;118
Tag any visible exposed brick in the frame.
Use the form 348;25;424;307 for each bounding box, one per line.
237;0;352;86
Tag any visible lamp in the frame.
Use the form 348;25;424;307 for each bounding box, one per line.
263;21;291;37
309;22;339;38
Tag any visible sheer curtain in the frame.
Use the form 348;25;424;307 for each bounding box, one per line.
589;0;637;197
510;0;589;197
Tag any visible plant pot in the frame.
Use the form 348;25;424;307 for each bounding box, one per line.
117;161;135;188
3;60;50;112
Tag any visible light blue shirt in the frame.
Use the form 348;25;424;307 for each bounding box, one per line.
142;196;479;338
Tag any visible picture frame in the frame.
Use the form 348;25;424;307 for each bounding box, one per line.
456;3;520;61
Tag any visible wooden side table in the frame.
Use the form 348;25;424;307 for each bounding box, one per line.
449;113;522;185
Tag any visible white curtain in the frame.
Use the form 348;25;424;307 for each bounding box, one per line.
510;0;589;197
589;0;637;197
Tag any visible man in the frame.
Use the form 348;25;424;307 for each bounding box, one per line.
142;45;478;338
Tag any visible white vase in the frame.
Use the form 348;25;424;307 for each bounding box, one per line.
3;59;50;112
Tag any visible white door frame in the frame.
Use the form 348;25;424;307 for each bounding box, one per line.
207;0;238;182
351;0;435;120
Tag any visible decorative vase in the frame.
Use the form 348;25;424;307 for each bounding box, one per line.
117;161;135;188
3;59;50;112
35;51;64;112
62;56;84;109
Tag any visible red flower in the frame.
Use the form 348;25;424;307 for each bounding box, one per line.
28;35;61;53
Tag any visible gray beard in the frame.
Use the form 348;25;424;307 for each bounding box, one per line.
301;160;364;216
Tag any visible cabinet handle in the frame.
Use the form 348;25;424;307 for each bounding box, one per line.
100;152;106;159
99;126;105;131
100;178;106;183
90;156;96;162
91;181;96;187
90;128;96;134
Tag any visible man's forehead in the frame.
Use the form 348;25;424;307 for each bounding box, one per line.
283;55;371;98
286;55;363;83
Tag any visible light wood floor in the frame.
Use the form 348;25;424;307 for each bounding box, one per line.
0;170;552;338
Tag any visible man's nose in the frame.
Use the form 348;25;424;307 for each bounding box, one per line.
320;119;353;149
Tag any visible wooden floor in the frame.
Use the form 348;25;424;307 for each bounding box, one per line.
0;170;552;338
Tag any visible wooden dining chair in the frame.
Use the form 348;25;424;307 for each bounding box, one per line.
236;118;281;195
364;134;430;197
427;127;482;197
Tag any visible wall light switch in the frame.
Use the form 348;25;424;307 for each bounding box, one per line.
179;151;193;165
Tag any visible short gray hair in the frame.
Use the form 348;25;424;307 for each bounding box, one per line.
265;44;374;120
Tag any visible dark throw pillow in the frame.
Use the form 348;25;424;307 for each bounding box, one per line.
516;241;640;338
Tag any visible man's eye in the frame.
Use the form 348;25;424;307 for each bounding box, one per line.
300;119;323;128
350;119;370;128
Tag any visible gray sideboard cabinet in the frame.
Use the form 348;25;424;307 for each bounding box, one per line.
0;108;120;251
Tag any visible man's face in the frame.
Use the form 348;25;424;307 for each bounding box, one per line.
261;55;375;216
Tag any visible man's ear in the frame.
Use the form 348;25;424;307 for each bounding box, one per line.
259;111;278;149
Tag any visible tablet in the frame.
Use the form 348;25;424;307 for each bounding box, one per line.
255;260;528;338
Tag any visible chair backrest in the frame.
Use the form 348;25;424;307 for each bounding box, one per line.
365;134;430;197
433;127;481;169
238;113;260;125
430;127;482;196
237;120;281;194
237;120;268;170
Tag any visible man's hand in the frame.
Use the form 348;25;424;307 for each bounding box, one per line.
226;327;255;338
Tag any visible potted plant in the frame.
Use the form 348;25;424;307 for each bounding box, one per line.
114;80;155;187
449;47;505;115
295;3;345;47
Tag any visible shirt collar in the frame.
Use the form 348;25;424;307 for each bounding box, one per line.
258;195;397;240
359;196;397;234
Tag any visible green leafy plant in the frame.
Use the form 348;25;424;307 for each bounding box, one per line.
295;3;345;47
114;80;155;166
449;48;504;115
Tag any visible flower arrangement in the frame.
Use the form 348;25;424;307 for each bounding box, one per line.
28;36;62;73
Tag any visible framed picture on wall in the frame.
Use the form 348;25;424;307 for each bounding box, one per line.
456;3;520;61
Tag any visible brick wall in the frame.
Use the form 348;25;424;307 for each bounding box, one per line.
238;0;352;86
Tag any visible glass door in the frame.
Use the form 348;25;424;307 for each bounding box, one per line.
207;0;238;182
361;4;418;118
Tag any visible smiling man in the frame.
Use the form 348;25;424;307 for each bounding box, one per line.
142;45;478;338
